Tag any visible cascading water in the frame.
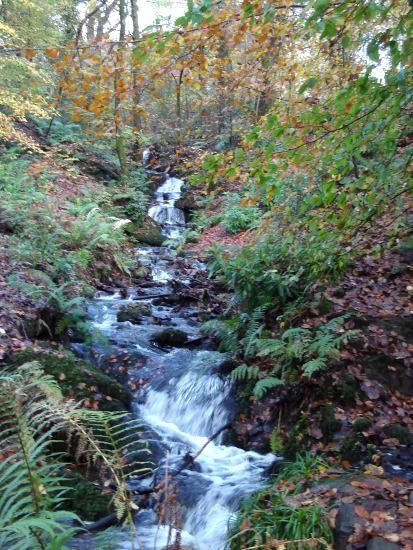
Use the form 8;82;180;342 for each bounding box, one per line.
148;177;186;239
74;170;275;549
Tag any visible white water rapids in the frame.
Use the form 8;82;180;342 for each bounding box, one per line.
73;171;275;549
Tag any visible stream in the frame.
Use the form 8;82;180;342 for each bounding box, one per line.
73;169;275;549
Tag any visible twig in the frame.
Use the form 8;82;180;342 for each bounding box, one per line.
190;422;231;463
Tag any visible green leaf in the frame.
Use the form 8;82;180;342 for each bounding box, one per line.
367;40;380;62
313;0;330;16
298;77;317;94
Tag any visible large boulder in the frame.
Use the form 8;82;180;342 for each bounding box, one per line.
125;214;164;246
117;302;151;324
151;328;189;347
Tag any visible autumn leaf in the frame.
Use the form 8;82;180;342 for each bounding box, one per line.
355;505;370;519
45;47;60;58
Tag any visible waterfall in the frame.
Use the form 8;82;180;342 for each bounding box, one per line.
148;205;185;226
148;175;186;238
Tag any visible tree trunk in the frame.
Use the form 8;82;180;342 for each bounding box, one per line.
114;0;129;180
130;0;141;159
96;0;117;39
256;33;282;119
176;69;184;124
217;37;228;135
86;0;97;41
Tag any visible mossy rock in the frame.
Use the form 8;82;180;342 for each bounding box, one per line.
125;214;164;246
384;423;413;444
7;349;131;412
340;436;365;462
117;303;151;324
339;434;374;463
333;373;359;406
352;417;372;434
63;472;114;521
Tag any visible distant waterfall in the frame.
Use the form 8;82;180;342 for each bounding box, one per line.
148;176;185;238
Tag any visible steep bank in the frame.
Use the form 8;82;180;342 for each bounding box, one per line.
184;171;413;548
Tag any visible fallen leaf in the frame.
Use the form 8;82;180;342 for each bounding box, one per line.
355;505;371;519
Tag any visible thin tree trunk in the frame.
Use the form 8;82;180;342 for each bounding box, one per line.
96;0;117;39
217;37;228;135
114;0;128;180
176;69;184;124
256;32;282;118
130;0;141;159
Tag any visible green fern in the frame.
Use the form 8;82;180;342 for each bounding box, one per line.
301;357;328;378
269;428;284;454
8;270;87;337
201;319;239;354
67;410;151;521
255;338;286;358
253;376;284;399
0;362;151;548
0;362;79;549
242;306;267;359
231;363;261;381
255;315;358;382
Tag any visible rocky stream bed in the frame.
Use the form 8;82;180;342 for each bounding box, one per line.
65;170;277;549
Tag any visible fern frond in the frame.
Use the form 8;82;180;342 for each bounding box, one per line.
66;410;151;519
0;360;151;545
301;358;327;378
201;319;239;354
281;327;311;341
242;306;267;359
256;338;286;358
231;364;261;381
253;377;284;399
0;362;78;548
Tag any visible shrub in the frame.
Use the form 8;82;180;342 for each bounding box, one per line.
221;202;260;234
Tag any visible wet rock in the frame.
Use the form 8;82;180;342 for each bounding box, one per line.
152;295;181;306
367;537;401;550
152;294;197;307
212;358;238;376
382;445;413;479
175;471;212;508
175;191;200;213
117;303;151;324
333;503;355;550
151;328;189;347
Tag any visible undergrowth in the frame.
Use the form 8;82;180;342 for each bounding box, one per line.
0;361;150;549
0;148;148;337
228;454;332;549
203;313;358;398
